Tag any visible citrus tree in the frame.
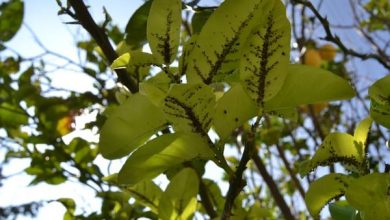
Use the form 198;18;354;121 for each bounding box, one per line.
0;0;389;219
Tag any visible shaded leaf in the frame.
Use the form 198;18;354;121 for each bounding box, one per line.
123;180;163;213
0;0;24;42
329;200;358;220
158;168;199;220
345;173;390;220
125;0;153;48
368;74;390;129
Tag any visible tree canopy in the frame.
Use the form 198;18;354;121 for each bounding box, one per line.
0;0;389;219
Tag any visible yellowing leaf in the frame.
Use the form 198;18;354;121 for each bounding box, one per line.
147;0;181;64
99;93;167;159
118;133;213;185
305;174;352;218
56;116;73;136
158;168;199;220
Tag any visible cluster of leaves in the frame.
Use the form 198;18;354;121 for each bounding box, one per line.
1;0;389;219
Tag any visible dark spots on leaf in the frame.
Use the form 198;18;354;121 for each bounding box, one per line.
282;52;286;56
235;117;239;122
223;110;227;114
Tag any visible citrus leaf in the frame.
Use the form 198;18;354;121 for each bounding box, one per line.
147;0;181;64
300;133;364;176
111;52;131;69
186;0;274;84
353;117;373;147
368;74;390;129
305;174;352;218
140;72;171;107
0;0;24;42
345;173;390;220
163;84;215;134
329;200;358;220
213;84;257;140
118;133;213;185
158;168;199;220
191;9;214;34
265;64;355;110
123;180;163;213
240;0;290;105
125;0;153;48
99;94;167;159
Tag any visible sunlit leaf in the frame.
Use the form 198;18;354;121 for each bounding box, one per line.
0;0;24;42
99;93;167;159
240;0;290;105
140;72;171;106
213;84;257;140
265;64;355;110
158;168;199;220
305;174;352;217
163;84;215;134
186;0;274;84
353;117;372;147
118;133;213;185
368;74;390;129
111;52;131;69
147;0;181;64
345;173;390;220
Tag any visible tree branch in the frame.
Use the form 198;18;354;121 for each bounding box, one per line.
292;0;390;70
67;0;138;93
251;154;295;220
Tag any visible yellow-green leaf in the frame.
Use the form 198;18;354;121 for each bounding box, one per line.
118;133;213;185
265;64;355;110
147;0;181;64
99;94;167;159
163;84;215;134
345;173;390;220
158;168;199;220
368;74;390;129
240;0;290;105
305;174;352;218
111;52;131;69
123;180;163;213
213;84;257;140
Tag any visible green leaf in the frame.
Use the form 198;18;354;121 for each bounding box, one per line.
213;84;257;140
300;118;371;176
191;9;214;34
329;200;358;220
111;52;131;69
353;117;372;147
125;0;153;48
265;64;355;110
368;74;390;129
123;180;163;213
0;0;24;42
240;0;291;105
300;133;364;176
147;0;181;64
140;72;171;107
345;173;390;220
158;168;199;220
305;174;352;218
118;133;213;185
186;0;273;84
99;93;167;159
0;102;28;128
163;84;215;134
